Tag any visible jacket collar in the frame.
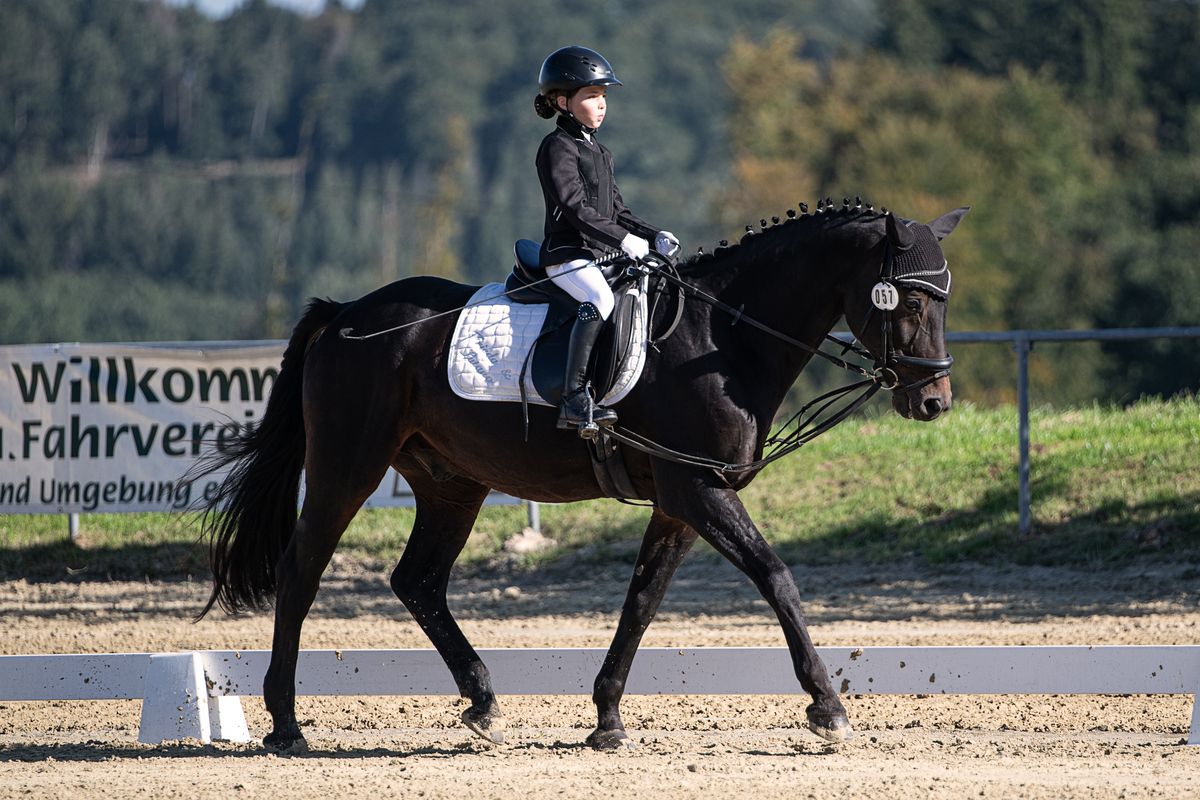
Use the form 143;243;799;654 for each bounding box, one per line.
556;113;597;140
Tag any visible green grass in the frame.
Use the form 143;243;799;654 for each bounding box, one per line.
2;397;1197;580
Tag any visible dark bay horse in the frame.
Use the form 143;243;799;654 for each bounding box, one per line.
196;202;969;752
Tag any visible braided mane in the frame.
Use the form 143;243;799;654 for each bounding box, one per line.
680;197;888;275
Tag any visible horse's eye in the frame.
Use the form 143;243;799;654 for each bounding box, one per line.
904;297;922;312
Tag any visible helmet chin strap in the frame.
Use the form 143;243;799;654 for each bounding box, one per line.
555;100;597;135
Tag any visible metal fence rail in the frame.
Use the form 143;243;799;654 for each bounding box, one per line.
801;326;1200;536
524;326;1199;537
946;326;1199;533
37;328;1197;538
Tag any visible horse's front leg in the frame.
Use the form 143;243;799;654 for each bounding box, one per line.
656;467;852;742
588;508;697;750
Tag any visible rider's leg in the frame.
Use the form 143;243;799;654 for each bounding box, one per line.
546;260;617;430
547;260;616;321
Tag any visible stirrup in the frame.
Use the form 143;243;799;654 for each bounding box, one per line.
557;385;610;439
577;420;600;440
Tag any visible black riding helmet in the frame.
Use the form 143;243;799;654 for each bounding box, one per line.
538;46;622;95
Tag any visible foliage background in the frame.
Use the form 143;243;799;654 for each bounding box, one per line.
1;0;1198;405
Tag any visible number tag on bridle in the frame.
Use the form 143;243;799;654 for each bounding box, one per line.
871;282;899;310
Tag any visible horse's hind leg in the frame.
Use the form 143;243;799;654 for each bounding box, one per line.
388;472;503;743
262;468;382;752
588;508;697;750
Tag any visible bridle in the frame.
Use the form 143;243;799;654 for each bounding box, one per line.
862;238;954;393
599;235;955;477
641;234;954;397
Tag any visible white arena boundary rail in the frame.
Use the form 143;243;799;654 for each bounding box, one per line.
1;646;1198;746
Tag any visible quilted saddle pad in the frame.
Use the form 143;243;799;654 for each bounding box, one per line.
448;281;649;407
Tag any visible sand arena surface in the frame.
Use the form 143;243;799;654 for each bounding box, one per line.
1;556;1199;799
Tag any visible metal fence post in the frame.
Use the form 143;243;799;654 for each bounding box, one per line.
527;501;541;534
1014;335;1032;535
68;514;80;542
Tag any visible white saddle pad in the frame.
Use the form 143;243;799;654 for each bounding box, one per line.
448;280;649;407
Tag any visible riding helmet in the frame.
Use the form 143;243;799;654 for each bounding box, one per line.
538;46;622;95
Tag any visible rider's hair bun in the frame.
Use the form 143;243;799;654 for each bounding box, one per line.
534;93;557;119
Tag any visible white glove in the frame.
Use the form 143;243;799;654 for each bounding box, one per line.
654;230;680;257
620;233;650;260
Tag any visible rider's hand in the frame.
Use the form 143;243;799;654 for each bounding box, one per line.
654;231;680;258
621;233;650;260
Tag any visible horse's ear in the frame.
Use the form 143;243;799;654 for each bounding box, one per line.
886;212;915;251
927;206;971;241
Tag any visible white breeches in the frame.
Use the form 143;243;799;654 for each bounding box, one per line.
546;259;615;320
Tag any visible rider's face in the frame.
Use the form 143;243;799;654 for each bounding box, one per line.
559;87;607;129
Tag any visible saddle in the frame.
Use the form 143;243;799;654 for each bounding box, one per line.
502;240;639;405
446;240;653;501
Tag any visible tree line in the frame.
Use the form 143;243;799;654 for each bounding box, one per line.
0;0;1196;403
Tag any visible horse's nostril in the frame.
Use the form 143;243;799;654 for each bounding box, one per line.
922;397;944;417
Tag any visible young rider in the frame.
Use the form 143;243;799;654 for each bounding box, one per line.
534;45;679;433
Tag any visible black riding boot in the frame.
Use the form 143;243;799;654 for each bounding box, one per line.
557;302;618;434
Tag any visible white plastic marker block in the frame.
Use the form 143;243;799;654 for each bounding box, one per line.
136;652;251;745
138;653;211;744
207;694;250;744
1192;693;1200;747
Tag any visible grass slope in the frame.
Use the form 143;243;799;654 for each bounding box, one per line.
1;398;1197;581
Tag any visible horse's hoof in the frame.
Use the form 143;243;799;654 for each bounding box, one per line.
806;705;854;743
461;706;508;745
586;727;635;751
263;730;308;754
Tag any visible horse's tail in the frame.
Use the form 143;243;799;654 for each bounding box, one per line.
195;298;343;619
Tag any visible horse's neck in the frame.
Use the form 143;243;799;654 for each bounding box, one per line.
682;223;871;426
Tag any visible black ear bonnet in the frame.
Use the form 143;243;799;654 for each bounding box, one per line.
891;223;951;299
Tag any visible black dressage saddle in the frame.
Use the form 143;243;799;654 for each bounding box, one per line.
504;239;641;406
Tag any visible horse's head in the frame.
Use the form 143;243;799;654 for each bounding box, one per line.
843;207;969;422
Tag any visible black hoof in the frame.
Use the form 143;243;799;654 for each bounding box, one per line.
263;729;308;754
586;727;635;750
806;703;853;743
461;705;508;745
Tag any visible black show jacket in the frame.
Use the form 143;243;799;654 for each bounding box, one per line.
535;114;659;267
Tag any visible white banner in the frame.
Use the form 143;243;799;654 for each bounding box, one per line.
0;341;515;514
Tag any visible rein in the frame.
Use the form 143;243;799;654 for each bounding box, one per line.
335;228;953;481
336;257;622;341
599;246;953;477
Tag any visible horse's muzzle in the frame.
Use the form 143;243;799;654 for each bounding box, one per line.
892;375;953;421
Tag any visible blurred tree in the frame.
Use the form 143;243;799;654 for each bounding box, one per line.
0;156;78;280
1141;1;1200;150
0;1;74;169
211;0;302;158
722;30;1121;403
872;0;1200;399
0;0;1193;406
877;0;1154;155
